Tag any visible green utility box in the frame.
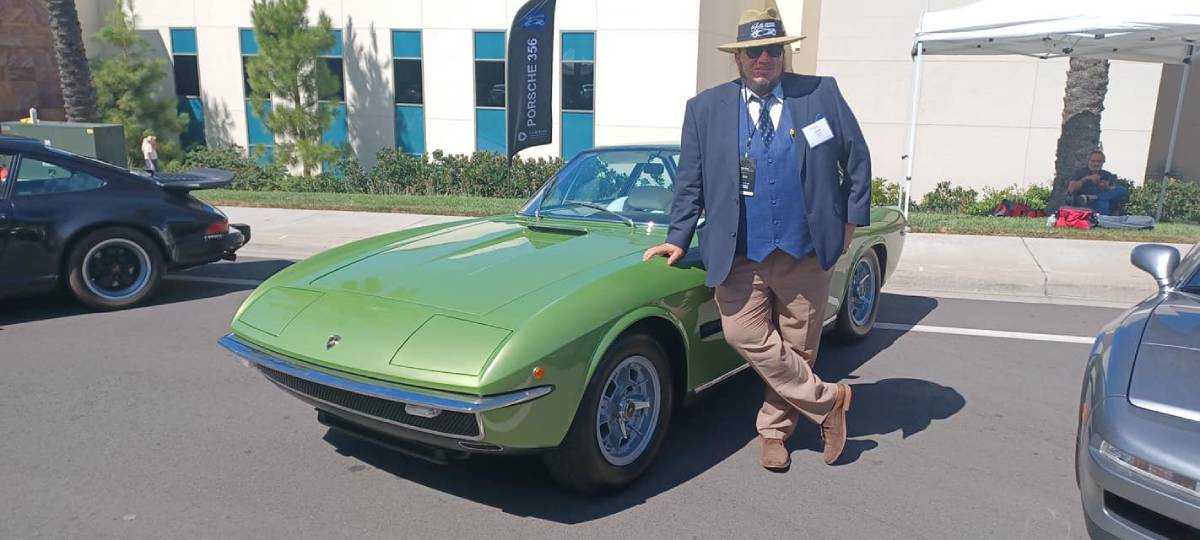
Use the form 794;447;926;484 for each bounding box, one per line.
0;121;127;167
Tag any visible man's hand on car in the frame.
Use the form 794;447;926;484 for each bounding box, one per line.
643;243;685;266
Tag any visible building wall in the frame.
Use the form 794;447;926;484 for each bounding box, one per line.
70;0;1184;191
813;0;1162;198
93;0;709;165
0;0;66;122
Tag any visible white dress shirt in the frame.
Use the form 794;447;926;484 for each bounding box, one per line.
741;82;784;131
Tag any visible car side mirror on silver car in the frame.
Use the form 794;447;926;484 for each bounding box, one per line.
1131;244;1181;291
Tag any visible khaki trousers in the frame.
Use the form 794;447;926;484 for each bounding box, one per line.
715;250;838;439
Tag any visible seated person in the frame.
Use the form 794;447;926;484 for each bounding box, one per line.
1066;150;1128;215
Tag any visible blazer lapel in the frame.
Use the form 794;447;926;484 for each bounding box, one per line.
716;81;741;178
785;77;810;193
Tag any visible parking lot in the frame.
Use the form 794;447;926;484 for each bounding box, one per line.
0;256;1115;539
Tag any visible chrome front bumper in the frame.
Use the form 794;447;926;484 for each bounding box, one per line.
217;333;553;442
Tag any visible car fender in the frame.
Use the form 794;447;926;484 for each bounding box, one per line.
582;305;690;386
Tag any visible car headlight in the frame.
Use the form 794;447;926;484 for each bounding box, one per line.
1099;440;1200;503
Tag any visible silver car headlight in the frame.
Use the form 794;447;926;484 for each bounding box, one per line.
1099;440;1200;504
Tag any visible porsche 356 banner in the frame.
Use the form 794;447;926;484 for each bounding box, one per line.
506;0;557;162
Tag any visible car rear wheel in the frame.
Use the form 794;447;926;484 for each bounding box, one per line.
543;333;674;494
833;247;881;342
66;227;163;310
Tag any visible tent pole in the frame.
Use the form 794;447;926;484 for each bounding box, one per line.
902;44;924;219
1157;47;1193;221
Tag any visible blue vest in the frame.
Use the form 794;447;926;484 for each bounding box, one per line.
736;96;813;262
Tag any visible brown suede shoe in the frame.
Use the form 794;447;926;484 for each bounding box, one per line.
759;436;790;471
821;384;853;465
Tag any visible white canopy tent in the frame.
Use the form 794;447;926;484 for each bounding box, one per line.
903;0;1200;219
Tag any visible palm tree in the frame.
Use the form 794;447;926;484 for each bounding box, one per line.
1048;57;1110;210
46;0;99;122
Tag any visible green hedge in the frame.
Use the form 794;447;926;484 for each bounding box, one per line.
175;146;562;199
872;177;1200;223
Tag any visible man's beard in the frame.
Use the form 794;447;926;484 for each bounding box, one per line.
740;66;781;96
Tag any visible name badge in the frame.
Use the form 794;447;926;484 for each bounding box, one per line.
739;157;756;197
801;116;834;148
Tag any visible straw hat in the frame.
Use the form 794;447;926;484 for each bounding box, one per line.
718;7;804;52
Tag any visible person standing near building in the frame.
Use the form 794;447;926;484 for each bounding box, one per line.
642;7;872;471
141;134;159;174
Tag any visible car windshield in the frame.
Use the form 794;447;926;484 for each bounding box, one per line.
520;148;680;225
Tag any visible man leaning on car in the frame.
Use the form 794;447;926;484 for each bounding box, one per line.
643;7;872;471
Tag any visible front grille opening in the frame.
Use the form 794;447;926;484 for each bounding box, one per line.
1104;491;1200;539
258;365;480;438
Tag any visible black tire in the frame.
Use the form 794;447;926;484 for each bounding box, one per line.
66;227;163;310
833;247;882;342
543;333;674;494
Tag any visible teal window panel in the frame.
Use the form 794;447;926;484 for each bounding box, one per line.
562;111;594;160
395;105;426;153
475;108;506;154
250;145;274;166
322;103;348;145
239;29;258;55
245;100;272;145
392;30;421;58
170;28;197;54
326;29;343;57
177;97;206;148
562;32;595;62
474;31;505;60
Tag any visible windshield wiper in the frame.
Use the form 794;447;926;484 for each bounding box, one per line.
562;200;635;228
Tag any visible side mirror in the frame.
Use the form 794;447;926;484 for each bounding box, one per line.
1131;244;1180;290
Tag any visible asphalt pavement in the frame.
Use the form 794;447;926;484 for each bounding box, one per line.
2;254;1121;539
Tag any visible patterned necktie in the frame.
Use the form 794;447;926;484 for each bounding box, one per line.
755;94;775;148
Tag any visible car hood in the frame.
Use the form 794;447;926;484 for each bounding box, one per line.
308;219;647;316
1128;293;1200;422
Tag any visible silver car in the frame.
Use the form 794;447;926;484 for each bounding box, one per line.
1077;242;1200;539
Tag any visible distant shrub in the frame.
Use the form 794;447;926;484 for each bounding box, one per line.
871;177;902;206
1128;177;1200;223
919;181;979;214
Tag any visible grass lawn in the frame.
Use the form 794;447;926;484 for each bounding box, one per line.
197;190;1200;244
908;212;1200;244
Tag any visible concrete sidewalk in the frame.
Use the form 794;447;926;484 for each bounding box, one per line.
220;206;1196;307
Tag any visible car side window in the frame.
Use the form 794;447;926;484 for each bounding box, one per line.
14;156;106;197
0;152;13;183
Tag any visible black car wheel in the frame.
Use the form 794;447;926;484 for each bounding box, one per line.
66;227;163;310
834;247;881;342
543;333;674;494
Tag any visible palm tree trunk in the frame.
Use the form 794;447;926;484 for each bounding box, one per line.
1048;57;1110;210
46;0;99;122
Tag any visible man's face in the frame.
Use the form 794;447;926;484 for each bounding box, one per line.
737;45;784;91
1088;153;1104;172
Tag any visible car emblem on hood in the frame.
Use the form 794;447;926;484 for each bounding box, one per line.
326;335;341;350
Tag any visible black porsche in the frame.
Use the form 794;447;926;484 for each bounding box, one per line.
0;135;249;310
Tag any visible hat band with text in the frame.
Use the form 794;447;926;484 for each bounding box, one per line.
736;19;785;42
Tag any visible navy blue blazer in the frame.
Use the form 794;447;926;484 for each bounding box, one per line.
666;73;872;287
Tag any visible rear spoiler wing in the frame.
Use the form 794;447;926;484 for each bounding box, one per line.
152;168;235;192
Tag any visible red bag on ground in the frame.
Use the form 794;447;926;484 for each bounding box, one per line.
1056;207;1094;230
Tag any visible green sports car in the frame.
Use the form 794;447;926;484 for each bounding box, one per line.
218;144;906;493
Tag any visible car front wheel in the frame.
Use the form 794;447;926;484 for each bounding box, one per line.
66;227;163;310
543;333;674;494
834;247;881;342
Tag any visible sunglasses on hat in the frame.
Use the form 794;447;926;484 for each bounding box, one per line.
742;44;784;59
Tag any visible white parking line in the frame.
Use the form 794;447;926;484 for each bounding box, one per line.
164;275;264;287
874;322;1094;344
